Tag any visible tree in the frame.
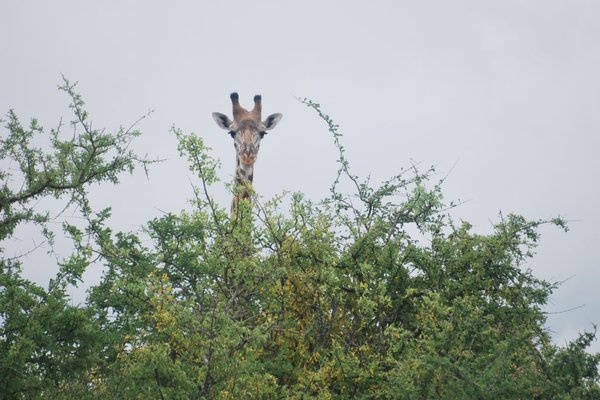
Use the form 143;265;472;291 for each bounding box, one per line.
0;78;154;398
1;85;598;399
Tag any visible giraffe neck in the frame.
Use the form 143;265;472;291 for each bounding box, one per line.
231;160;254;214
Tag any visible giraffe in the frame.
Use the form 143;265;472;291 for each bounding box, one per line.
212;92;282;215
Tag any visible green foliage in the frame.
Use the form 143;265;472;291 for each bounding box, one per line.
0;79;155;399
0;77;155;244
0;262;102;398
0;88;598;398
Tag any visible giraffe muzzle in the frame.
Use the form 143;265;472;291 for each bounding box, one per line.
240;153;256;165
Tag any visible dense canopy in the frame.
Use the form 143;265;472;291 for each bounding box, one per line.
1;83;598;399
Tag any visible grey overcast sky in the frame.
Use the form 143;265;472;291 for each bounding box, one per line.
1;1;599;351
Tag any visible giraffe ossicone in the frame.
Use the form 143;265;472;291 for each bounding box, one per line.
212;92;282;215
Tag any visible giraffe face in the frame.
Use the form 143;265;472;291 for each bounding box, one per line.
212;93;282;166
232;119;262;166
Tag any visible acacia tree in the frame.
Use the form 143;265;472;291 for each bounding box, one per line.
0;78;154;398
1;85;599;399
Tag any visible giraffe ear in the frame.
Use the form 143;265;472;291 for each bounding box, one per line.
262;113;282;131
212;112;235;130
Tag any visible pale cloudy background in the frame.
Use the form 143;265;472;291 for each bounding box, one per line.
1;1;599;351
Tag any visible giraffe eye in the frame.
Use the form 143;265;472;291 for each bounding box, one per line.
229;131;236;138
259;131;267;139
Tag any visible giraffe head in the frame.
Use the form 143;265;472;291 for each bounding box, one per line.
212;92;282;167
